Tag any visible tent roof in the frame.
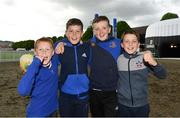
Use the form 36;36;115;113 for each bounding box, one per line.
145;18;180;38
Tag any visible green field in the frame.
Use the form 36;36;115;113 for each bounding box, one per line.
0;51;33;62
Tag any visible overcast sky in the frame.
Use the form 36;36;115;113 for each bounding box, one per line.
0;0;180;42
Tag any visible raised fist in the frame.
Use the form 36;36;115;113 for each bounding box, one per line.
143;50;157;66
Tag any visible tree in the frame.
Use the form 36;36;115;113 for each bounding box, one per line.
58;36;64;41
51;36;64;43
51;36;59;43
117;21;131;39
25;40;34;50
160;12;179;21
11;40;34;50
82;26;93;41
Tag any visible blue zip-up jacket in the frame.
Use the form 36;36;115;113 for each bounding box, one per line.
117;51;167;107
56;38;91;95
18;56;59;117
90;36;121;91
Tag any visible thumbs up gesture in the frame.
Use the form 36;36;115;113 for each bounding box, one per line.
143;50;157;66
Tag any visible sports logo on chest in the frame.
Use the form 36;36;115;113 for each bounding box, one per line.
82;52;87;58
91;42;96;47
109;41;116;48
135;60;144;68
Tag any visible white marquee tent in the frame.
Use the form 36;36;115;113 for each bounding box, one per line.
145;18;180;57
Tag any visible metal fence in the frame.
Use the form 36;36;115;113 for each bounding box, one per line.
0;50;33;62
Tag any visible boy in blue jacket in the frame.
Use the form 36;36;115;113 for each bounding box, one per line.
18;37;59;117
117;30;167;117
55;18;91;117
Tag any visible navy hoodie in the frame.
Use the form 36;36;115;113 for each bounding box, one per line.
56;38;91;95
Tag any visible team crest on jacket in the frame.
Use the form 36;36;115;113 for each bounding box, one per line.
136;60;143;68
91;42;96;47
109;41;116;48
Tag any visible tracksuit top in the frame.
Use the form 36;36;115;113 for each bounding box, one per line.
57;38;91;95
90;36;121;91
117;51;167;107
18;56;59;117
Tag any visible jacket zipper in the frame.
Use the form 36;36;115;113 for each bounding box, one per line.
128;57;134;106
74;46;79;74
74;46;79;96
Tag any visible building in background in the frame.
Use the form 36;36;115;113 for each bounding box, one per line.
145;18;180;57
132;26;148;51
0;41;13;51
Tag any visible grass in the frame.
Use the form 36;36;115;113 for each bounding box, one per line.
0;51;33;62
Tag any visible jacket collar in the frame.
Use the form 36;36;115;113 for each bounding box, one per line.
123;50;139;59
63;38;81;47
91;35;115;43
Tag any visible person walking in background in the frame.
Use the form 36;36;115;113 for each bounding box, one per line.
117;30;167;117
18;37;59;117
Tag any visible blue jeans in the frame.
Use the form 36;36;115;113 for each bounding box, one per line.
118;103;150;117
59;92;89;117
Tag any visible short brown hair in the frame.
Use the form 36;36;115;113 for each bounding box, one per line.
66;18;83;31
34;37;54;50
121;30;140;42
92;16;110;26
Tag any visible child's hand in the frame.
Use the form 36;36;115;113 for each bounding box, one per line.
35;55;45;63
19;64;25;74
143;50;157;66
55;42;64;54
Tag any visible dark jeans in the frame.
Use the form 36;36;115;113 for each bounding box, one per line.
59;92;89;117
89;90;118;117
117;103;150;117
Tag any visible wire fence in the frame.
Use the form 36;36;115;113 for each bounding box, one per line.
0;50;33;62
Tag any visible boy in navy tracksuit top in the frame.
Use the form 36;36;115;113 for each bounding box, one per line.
18;37;59;117
117;30;167;117
56;18;91;117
